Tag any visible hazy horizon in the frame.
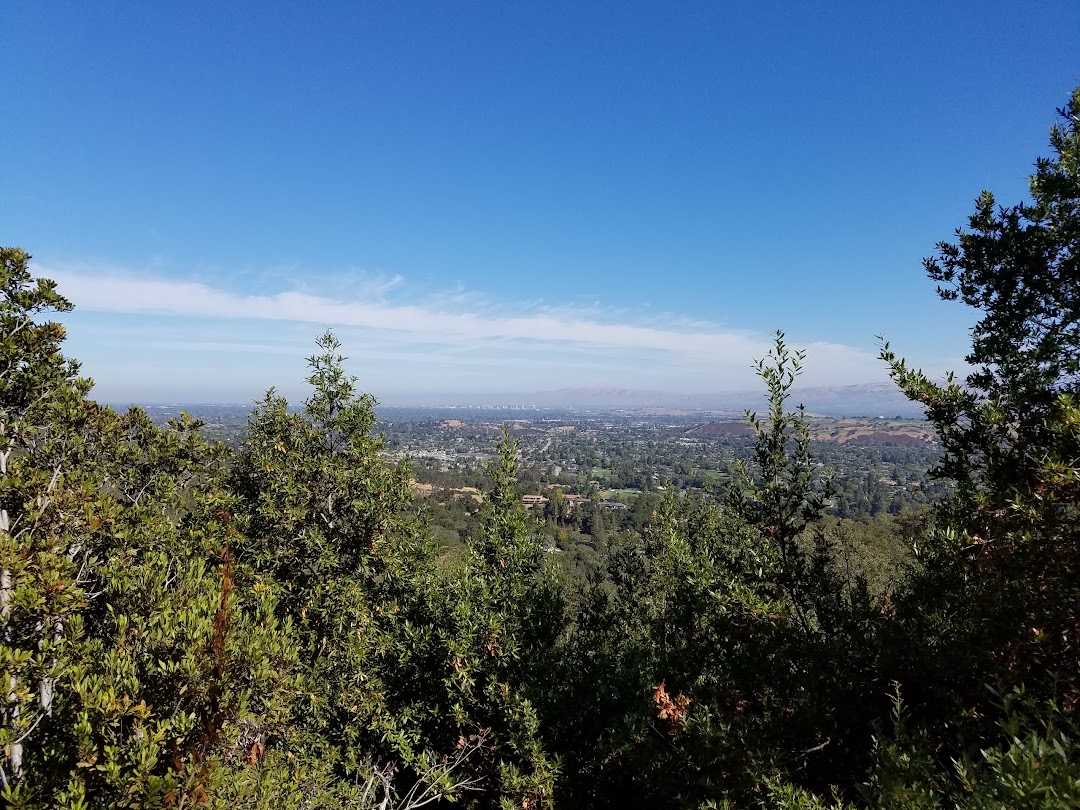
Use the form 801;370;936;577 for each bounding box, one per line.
93;380;927;421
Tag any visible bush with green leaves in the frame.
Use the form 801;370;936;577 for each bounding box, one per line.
875;87;1080;753
0;248;298;809
882;85;1080;678
430;427;564;809
551;334;892;808
756;83;1080;810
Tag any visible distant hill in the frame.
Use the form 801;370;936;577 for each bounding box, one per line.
776;382;925;419
688;417;938;444
842;431;931;446
688;421;754;437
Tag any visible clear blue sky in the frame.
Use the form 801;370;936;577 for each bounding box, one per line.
4;1;1078;402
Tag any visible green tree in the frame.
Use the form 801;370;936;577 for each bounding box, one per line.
436;427;562;809
881;86;1080;696
0;249;297;809
227;331;451;806
553;334;876;808
728;332;832;632
0;247;91;796
833;85;1080;810
60;409;297;810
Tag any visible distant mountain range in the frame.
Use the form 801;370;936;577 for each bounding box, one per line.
382;382;927;418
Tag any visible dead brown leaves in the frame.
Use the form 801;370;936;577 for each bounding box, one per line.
654;681;691;734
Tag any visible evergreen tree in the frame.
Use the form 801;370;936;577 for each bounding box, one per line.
227;331;450;806
435;427;562;809
0;248;296;809
881;86;1080;699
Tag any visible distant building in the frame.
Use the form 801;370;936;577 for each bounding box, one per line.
561;494;587;509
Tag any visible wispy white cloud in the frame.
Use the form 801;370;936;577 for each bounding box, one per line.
39;262;889;395
43;264;766;354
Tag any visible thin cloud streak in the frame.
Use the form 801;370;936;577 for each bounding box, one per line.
45;266;770;357
42;263;892;391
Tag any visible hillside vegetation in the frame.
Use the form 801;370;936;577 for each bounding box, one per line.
1;87;1078;809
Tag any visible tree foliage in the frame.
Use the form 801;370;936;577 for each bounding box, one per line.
880;87;1080;703
0;248;296;809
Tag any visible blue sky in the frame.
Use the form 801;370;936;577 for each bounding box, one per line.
4;1;1079;403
